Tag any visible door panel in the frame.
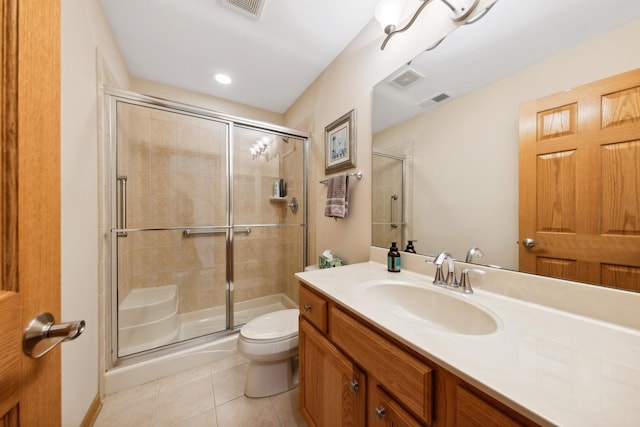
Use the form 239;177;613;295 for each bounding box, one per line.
519;68;640;290
113;101;230;357
231;126;305;328
299;318;366;427
1;0;62;425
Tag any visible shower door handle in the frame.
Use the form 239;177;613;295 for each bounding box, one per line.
23;312;85;359
183;227;251;237
116;175;128;237
390;195;398;228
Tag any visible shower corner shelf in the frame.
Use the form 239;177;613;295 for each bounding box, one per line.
269;196;288;202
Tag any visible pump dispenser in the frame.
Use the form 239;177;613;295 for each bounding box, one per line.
387;242;401;272
404;240;417;253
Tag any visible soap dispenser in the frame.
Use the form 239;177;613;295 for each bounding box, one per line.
387;242;401;273
404;240;417;253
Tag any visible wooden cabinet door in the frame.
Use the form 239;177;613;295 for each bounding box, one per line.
299;318;366;427
0;0;62;426
519;68;640;290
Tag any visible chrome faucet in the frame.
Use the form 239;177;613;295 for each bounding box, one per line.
431;252;484;294
432;252;456;286
465;247;484;263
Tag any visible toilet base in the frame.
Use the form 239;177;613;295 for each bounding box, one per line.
244;356;299;398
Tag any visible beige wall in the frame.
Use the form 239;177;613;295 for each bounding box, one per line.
61;0;130;425
373;18;640;269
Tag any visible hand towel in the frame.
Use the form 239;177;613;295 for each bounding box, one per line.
324;174;349;218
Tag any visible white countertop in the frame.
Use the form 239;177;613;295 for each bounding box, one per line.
295;260;640;427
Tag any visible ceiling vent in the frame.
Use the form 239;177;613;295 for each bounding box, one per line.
431;93;450;103
221;0;266;20
389;68;424;90
418;93;451;109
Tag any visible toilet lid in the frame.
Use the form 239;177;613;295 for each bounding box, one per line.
240;309;299;340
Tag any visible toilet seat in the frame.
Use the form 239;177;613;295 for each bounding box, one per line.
240;309;298;342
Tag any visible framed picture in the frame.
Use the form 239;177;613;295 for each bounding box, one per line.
325;109;356;174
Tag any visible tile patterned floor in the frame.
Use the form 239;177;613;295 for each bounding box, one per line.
95;354;307;427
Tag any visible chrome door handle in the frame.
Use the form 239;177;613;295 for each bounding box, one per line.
23;312;85;359
522;238;536;248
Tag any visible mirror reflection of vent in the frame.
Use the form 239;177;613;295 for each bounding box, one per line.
389;68;424;90
418;93;451;108
221;0;266;20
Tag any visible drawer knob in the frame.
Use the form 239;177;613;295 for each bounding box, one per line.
374;406;387;420
349;379;359;392
303;304;312;312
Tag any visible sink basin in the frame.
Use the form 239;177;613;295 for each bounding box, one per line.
359;280;500;335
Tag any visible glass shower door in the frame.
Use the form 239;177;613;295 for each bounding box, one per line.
231;125;306;328
114;101;230;357
372;152;406;249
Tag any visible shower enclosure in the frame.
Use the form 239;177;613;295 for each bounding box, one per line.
105;89;308;363
371;150;406;249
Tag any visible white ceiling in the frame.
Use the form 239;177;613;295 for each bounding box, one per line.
98;0;381;113
99;0;640;119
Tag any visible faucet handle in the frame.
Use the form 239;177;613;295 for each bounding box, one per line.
432;263;445;284
458;268;485;294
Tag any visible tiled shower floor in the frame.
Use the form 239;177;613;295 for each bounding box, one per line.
94;353;307;427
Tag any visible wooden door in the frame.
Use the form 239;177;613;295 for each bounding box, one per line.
299;318;366;427
0;0;62;426
519;68;640;290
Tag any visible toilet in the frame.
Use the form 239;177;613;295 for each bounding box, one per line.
237;308;299;398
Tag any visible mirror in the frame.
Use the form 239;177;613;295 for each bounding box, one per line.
372;1;640;277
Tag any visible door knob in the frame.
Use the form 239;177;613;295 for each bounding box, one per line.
23;312;85;359
522;238;536;248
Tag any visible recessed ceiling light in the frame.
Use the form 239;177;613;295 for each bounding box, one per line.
215;73;232;85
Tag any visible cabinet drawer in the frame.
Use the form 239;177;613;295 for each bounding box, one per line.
330;306;433;425
299;283;328;333
369;386;423;427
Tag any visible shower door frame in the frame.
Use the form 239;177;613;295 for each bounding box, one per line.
104;88;309;368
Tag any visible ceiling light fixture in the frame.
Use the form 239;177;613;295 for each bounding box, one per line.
375;0;482;50
215;73;232;85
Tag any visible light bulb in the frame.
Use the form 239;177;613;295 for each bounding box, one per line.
374;0;407;33
214;73;232;85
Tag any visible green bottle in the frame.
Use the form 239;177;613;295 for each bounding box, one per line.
387;242;401;272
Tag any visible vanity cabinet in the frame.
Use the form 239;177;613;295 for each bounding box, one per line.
298;282;538;427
